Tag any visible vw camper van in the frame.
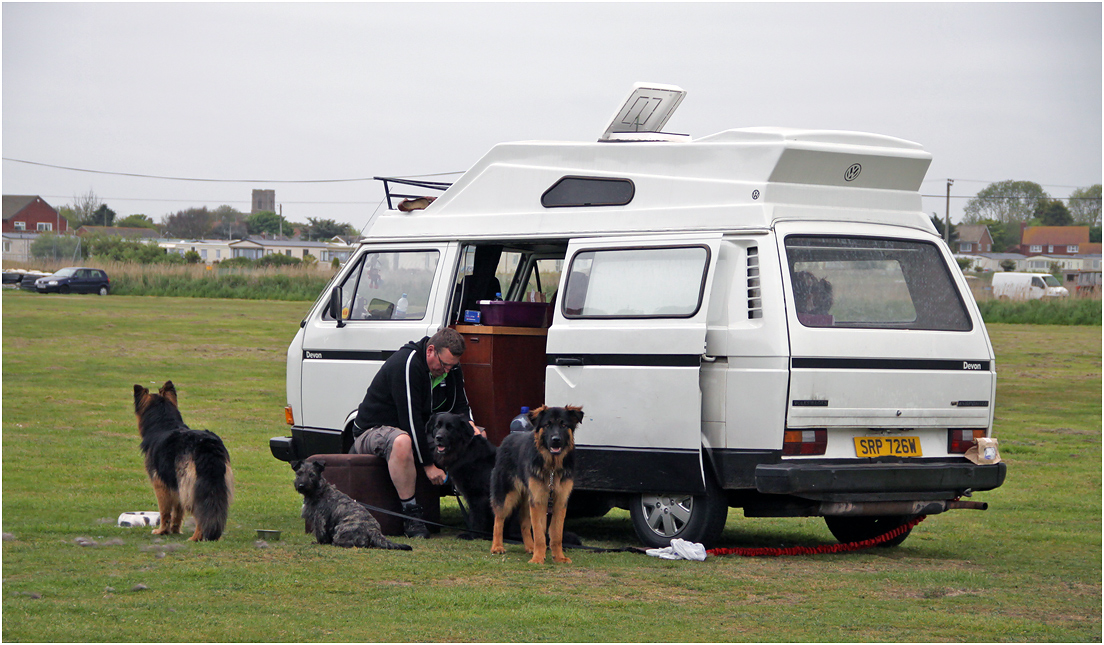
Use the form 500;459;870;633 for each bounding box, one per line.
270;83;1006;547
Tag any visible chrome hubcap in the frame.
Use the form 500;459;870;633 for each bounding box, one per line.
640;494;693;538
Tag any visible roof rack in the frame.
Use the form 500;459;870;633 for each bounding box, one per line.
374;176;453;210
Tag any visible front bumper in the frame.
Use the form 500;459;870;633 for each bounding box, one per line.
755;458;1007;502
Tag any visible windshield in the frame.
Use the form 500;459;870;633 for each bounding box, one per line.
53;268;78;278
1044;275;1062;287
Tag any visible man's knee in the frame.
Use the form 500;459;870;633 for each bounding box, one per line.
390;432;413;460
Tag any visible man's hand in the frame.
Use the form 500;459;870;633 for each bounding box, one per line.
469;420;486;438
424;463;447;486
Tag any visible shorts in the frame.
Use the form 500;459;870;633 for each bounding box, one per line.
350;425;405;462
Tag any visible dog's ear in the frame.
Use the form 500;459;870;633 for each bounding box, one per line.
528;405;547;426
565;405;584;427
426;413;441;432
159;381;178;406
312;459;326;473
133;384;148;412
290;460;303;471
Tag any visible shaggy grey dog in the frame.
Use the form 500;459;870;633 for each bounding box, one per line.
291;460;412;551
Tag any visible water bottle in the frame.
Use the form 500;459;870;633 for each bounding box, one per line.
510;406;533;433
395;293;408;319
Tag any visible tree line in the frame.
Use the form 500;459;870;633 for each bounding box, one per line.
57;189;356;241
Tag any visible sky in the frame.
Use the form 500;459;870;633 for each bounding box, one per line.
3;2;1101;234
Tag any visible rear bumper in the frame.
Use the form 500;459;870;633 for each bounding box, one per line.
270;425;346;462
755;458;1006;501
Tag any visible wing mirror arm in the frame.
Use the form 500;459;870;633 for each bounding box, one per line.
330;287;346;328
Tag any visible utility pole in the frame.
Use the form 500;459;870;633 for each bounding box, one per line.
278;204;283;239
945;179;954;244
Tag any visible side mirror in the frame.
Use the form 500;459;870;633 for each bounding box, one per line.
330;287;345;328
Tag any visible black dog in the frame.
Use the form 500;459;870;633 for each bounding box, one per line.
429;412;496;538
491;406;583;564
291;460;412;551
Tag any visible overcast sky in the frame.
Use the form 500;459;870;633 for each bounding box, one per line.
3;2;1101;233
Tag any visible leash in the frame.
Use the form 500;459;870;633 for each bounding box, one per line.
356;500;638;553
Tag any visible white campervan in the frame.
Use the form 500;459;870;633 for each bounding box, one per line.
271;83;1006;547
991;272;1069;300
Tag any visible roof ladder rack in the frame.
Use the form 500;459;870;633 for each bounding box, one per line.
374;177;453;210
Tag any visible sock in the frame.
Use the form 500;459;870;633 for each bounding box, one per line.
401;496;418;510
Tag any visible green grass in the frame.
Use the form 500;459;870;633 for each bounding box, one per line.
2;291;1100;642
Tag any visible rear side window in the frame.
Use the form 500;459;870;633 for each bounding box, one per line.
323;250;440;321
541;176;634;208
784;236;971;331
563;246;709;318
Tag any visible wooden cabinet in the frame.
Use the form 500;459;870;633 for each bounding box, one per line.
453;325;547;446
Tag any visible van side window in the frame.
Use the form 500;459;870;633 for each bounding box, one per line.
541;176;635;208
785;236;971;331
563;246;709;318
322;250;439;321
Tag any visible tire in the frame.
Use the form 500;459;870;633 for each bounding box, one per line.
98;285;108;296
824;514;916;547
629;471;728;548
59;286;70;294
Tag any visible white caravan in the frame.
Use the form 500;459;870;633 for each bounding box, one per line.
271;83;1006;547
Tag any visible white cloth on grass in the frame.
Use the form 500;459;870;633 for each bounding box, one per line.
645;538;707;561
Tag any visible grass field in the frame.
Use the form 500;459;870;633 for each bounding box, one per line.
2;291;1100;642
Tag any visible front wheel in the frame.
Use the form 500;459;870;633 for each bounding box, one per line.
629;475;728;549
824;515;916;547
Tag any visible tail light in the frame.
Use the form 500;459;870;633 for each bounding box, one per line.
948;429;984;453
783;429;827;455
284;406;295;426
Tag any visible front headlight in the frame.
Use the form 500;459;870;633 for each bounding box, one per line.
48;280;59;285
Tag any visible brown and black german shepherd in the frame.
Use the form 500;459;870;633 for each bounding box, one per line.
133;381;234;541
490;405;582;563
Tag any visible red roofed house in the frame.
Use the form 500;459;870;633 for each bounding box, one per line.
1020;226;1101;256
2;195;67;233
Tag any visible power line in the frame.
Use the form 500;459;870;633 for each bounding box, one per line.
2;157;464;183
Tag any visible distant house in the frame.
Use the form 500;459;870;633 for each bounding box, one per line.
76;225;160;239
2;232;39;263
229;237;353;263
158;239;234;264
957;252;1026;273
1019;226;1101;256
2;195;66;234
954;225;993;254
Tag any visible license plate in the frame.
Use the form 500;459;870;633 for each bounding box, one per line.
854;436;922;458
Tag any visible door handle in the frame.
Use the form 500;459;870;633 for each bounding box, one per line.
554;357;584;367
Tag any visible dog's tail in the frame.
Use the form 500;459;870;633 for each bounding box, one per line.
192;433;234;541
371;533;413;551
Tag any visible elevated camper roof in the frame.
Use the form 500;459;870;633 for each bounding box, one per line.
367;83;935;242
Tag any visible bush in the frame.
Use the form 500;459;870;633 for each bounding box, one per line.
978;297;1102;325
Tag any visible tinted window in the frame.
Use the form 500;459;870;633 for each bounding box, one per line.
785;236;971;331
563;246;709;318
541;176;634;208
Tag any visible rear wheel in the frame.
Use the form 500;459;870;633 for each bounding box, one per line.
824;514;916;547
629;473;728;548
97;285;108;296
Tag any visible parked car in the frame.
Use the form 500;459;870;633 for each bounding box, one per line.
18;271;50;291
991;272;1068;300
33;267;111;295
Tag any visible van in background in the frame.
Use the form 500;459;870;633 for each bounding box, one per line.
991;272;1069;300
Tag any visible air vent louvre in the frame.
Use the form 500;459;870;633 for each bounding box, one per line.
747;246;763;319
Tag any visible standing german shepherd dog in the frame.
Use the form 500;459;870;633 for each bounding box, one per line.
133;381;234;541
490;405;582;563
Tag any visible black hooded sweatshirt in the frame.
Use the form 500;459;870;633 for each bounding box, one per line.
353;336;471;467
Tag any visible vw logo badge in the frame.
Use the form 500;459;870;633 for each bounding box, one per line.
844;163;862;182
751;189;760;200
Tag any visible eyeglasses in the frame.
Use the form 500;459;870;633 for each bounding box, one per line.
439;356;460;371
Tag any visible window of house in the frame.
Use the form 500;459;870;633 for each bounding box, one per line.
1068;245;1079;254
14;221;25;231
37;222;52;232
784;236;972;331
959;242;971;253
3;241;10;253
562;246;709;318
323;249;440;321
201;249;208;260
1030;245;1042;253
